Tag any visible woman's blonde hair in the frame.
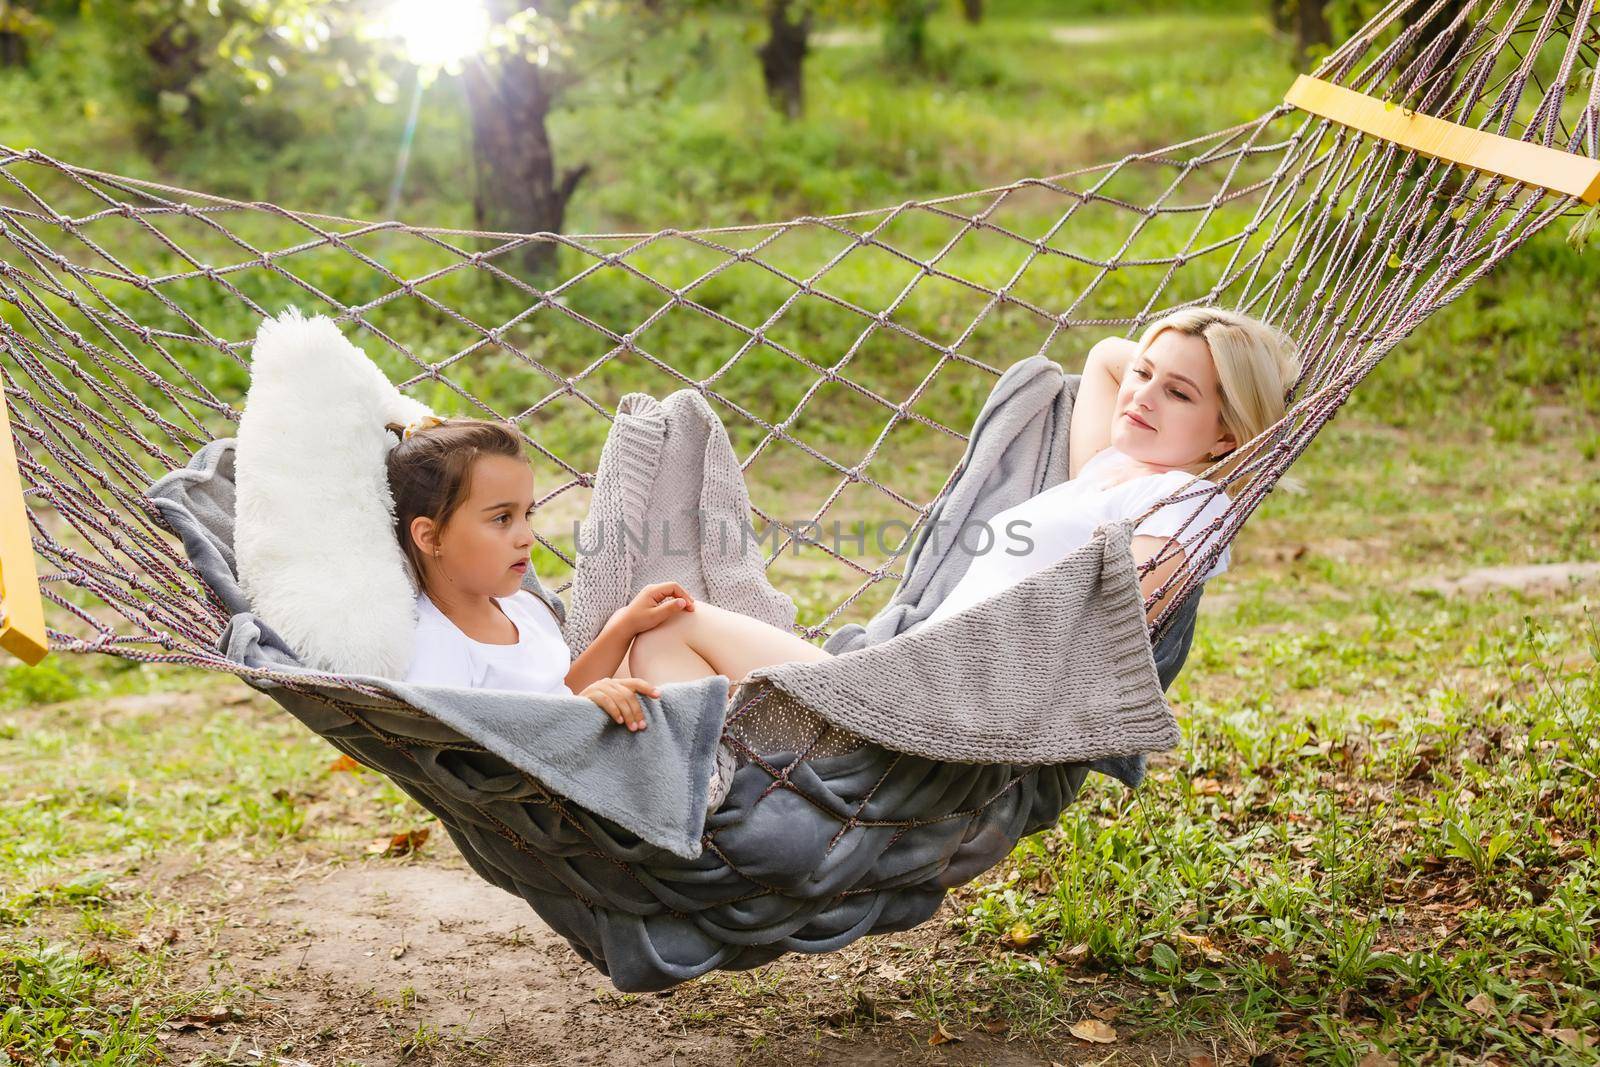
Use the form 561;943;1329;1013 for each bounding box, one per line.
1133;306;1301;482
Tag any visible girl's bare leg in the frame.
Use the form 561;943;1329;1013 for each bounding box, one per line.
621;633;715;684
628;602;831;684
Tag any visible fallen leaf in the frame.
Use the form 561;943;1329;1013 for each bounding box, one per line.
979;1020;1008;1034
1261;949;1293;978
80;945;115;969
327;754;361;773
133;926;179;953
1052;941;1090;966
928;1022;962;1046
164;1009;244;1033
368;827;430;857
1357;1052;1398;1067
1068;1019;1118;1044
1465;992;1494;1017
1089;1003;1124;1023
1176;930;1228;962
1547;1029;1591;1050
1188;1056;1218;1067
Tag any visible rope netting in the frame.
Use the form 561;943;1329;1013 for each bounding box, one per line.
0;0;1595;690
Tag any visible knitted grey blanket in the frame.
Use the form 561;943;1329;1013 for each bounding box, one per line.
577;355;1182;767
564;388;800;653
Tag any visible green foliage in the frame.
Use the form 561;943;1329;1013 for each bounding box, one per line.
0;942;163;1064
955;610;1600;1061
0;659;84;709
0;0;56;57
1569;203;1599;253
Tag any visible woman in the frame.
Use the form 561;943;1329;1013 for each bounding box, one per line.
624;306;1298;681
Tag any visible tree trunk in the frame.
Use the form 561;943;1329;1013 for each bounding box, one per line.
1266;0;1292;35
960;0;983;25
0;1;32;68
1295;0;1331;63
884;0;933;67
138;15;208;153
460;28;585;280
757;0;809;120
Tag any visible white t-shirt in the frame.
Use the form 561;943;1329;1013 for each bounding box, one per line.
919;446;1233;628
405;589;576;696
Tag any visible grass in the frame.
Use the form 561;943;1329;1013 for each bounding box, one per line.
943;599;1599;1064
1;0;1598;1063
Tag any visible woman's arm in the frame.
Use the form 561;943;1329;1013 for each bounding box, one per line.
1067;336;1139;480
1129;534;1186;627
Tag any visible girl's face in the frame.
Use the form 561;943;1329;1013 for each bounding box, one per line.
414;453;536;600
1109;328;1236;469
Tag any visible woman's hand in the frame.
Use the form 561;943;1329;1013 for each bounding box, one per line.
612;581;696;637
580;677;660;732
1090;335;1139;385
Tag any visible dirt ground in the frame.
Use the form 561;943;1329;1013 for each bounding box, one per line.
149;846;1215;1067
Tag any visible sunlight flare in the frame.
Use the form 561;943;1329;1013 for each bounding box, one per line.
385;0;491;68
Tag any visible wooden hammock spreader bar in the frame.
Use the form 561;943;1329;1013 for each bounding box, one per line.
1286;75;1600;205
0;366;47;666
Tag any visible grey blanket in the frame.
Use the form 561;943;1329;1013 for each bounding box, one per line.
751;356;1182;763
565;389;800;654
577;355;1183;769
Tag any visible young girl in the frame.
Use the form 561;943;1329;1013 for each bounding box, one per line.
389;419;652;729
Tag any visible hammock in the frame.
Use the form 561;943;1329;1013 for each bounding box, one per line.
1;0;1596;988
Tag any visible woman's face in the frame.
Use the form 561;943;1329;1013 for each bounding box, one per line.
1109;328;1235;468
413;453;536;600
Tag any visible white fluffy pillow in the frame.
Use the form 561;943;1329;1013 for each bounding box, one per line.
235;307;435;678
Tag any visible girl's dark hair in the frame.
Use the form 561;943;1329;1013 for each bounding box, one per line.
384;418;525;590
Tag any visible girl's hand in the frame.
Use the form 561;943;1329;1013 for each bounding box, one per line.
580;677;660;732
616;581;696;636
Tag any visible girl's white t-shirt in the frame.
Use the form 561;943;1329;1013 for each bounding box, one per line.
405;589;576;696
920;446;1233;628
